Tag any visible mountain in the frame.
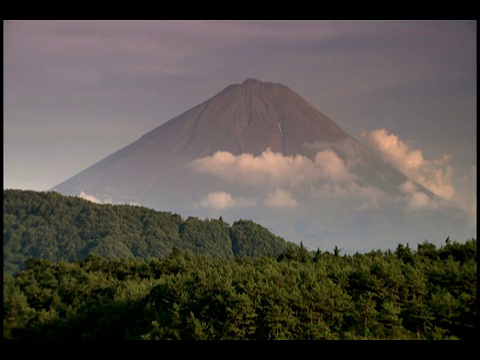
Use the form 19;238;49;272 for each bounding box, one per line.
53;79;408;197
51;78;474;252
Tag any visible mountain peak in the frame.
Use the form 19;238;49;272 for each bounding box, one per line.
52;78;356;199
240;78;266;93
241;78;263;86
240;78;287;91
242;78;261;85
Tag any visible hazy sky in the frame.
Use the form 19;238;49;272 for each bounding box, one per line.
3;20;476;217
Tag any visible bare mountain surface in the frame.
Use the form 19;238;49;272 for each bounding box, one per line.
52;79;473;252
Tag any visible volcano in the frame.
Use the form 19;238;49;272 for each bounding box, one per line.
52;78;472;252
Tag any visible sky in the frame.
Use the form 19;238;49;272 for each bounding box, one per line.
3;20;477;220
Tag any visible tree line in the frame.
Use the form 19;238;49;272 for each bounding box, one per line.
3;238;477;340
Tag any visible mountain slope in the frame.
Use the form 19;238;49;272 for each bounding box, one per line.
52;78;414;199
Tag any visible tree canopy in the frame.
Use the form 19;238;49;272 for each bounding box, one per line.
3;239;477;340
4;190;298;276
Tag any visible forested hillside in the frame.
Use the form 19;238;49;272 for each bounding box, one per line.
4;239;477;340
3;190;298;276
3;189;477;340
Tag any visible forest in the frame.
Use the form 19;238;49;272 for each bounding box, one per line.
4;189;298;276
3;239;477;340
3;190;478;340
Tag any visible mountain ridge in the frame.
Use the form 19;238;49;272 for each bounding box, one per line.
3;189;299;276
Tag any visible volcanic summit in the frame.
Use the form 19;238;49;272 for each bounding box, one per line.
53;79;407;197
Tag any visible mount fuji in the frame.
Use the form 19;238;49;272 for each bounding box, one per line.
52;78;473;252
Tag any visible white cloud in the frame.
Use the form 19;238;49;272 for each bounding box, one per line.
79;191;102;204
313;150;353;182
310;181;387;210
198;191;256;209
191;149;394;210
264;188;298;207
189;145;470;215
408;192;435;210
399;179;417;195
304;139;365;170
362;129;455;200
311;183;349;199
398;180;441;211
189;148;354;187
454;165;477;221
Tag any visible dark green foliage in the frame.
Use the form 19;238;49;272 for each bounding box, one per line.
230;219;298;258
179;217;233;259
3;190;477;340
3;239;477;340
3;190;297;276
